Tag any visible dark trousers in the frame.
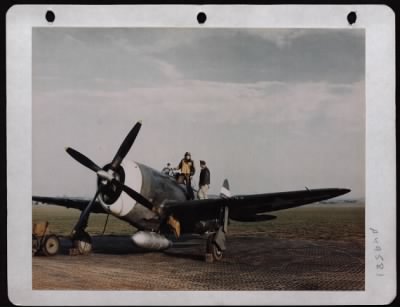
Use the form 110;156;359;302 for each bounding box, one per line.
184;174;194;200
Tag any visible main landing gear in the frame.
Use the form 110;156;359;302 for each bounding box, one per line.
206;229;225;262
205;206;229;263
71;230;92;255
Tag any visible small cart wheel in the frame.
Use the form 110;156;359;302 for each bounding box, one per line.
42;234;60;256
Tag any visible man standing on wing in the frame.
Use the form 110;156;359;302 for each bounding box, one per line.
177;152;196;200
198;160;210;200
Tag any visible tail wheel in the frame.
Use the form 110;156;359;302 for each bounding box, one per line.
42;234;60;256
73;232;92;255
206;234;223;261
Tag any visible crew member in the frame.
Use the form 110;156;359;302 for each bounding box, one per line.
198;160;210;199
177;152;195;199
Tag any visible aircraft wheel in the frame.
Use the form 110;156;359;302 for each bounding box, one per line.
42;235;60;256
206;234;223;262
73;232;92;255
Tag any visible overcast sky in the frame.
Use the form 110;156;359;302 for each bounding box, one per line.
32;28;365;198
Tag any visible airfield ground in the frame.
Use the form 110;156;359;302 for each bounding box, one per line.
32;203;364;290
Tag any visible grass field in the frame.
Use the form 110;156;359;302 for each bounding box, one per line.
33;202;365;247
229;204;364;247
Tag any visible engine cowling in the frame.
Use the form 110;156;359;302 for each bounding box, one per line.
97;160;143;217
131;231;172;250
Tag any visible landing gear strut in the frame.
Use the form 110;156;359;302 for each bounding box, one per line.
205;206;229;263
206;231;224;262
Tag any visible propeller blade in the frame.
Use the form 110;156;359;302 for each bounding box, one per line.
66;147;102;173
111;121;142;170
71;188;102;237
111;179;153;210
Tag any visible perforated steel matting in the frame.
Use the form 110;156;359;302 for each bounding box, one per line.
32;235;364;290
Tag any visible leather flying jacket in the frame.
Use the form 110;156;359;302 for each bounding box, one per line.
199;167;210;186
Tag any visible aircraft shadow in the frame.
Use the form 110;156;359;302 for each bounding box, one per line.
164;236;206;261
57;235;148;255
57;235;206;260
162;248;206;261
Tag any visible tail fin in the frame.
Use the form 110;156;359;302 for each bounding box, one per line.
220;179;231;198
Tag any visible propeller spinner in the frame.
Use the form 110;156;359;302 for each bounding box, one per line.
65;121;153;238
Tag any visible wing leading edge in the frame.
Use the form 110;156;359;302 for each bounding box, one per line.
161;188;350;222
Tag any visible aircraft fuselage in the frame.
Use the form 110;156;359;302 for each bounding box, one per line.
97;160;188;231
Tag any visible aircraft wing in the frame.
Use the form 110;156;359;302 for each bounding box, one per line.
32;196;107;214
161;188;350;222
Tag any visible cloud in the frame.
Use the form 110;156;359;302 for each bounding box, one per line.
33;78;364;195
32;28;365;198
33;28;365;91
42;79;363;129
156;28;365;84
244;28;364;48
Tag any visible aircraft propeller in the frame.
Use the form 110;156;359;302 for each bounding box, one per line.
65;121;153;237
65;147;102;173
110;120;142;170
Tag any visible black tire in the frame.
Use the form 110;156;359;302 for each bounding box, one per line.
206;234;223;261
32;235;39;256
73;232;92;255
42;235;60;256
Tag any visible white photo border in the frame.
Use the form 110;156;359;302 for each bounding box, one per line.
7;4;396;305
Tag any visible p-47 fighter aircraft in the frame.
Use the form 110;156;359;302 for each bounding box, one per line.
33;121;350;261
